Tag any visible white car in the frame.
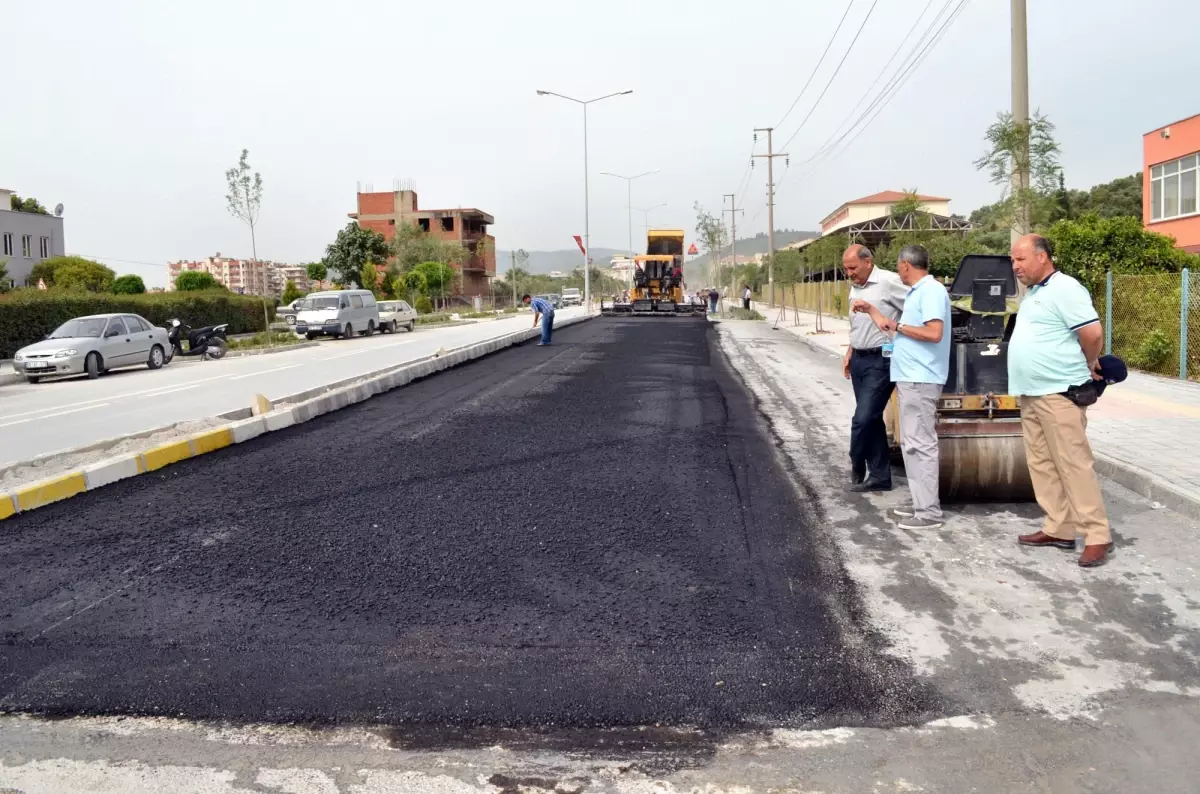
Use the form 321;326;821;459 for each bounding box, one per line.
561;288;582;306
377;300;418;333
295;289;381;339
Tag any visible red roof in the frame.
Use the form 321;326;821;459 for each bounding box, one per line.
846;190;949;205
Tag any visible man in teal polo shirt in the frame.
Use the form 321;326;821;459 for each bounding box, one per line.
853;244;951;530
1008;234;1112;568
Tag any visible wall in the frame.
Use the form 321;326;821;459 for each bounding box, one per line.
1144;113;1200;251
0;209;65;286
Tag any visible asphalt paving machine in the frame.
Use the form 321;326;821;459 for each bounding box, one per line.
601;229;706;317
884;254;1035;502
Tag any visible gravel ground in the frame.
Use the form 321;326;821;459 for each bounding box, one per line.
0;319;941;736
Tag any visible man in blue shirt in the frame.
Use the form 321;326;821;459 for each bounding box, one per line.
1007;234;1112;568
523;293;555;346
853;244;951;530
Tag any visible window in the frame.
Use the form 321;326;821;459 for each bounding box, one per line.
418;218;431;232
39;236;49;259
21;235;32;257
441;216;454;232
1150;152;1200;222
2;233;11;256
105;318;128;337
126;316;149;332
350;294;363;308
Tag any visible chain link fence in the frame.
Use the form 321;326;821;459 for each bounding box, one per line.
1106;269;1197;381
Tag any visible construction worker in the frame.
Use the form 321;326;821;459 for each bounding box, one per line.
523;293;555;346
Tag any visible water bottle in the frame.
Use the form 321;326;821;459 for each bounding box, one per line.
882;340;894;358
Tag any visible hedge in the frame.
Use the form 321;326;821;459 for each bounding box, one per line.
0;290;275;359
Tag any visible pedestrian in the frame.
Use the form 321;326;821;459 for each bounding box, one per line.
843;244;908;493
1007;234;1113;567
523;293;555;346
854;244;951;529
742;284;752;311
708;287;719;313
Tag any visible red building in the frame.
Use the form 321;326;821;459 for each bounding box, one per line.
1143;113;1200;253
349;189;496;297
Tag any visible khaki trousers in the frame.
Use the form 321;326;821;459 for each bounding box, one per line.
1020;394;1111;545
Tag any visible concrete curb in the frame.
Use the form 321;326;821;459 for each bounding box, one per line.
0;315;592;521
223;340;319;358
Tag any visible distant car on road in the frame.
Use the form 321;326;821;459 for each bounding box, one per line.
13;313;171;383
278;299;304;325
561;287;582;306
295;290;381;340
536;293;562;310
377;300;418;333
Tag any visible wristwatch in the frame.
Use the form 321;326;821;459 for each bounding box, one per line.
895;323;905;335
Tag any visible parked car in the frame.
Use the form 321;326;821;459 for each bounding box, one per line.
377;300;418;333
278;299;305;325
536;293;562;310
561;287;582;306
295;290;381;340
13;313;171;383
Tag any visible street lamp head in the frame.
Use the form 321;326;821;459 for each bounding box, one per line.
536;90;549;95
620;90;634;95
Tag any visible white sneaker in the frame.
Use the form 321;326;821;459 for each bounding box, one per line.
898;516;943;531
890;507;915;519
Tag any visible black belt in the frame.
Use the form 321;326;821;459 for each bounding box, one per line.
854;347;884;356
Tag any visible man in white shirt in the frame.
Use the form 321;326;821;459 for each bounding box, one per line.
843;244;908;492
742;285;752;310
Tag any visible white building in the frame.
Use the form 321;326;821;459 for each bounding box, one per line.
818;191;951;236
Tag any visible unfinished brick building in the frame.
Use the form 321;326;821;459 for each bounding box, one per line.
349;189;496;298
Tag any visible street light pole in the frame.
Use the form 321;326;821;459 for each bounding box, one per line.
600;170;658;258
537;88;634;312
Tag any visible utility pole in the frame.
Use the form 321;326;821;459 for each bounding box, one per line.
511;250;517;307
753;127;787;307
722;193;743;309
1011;0;1030;243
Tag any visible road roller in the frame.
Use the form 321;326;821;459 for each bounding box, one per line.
884;254;1035;502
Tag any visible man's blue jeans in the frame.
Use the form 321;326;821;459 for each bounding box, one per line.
540;311;554;345
709;296;718;313
849;352;895;485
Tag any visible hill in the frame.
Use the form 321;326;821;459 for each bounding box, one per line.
686;230;822;269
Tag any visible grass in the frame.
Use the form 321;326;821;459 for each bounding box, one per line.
726;308;765;321
415;313;455;326
227;331;309;351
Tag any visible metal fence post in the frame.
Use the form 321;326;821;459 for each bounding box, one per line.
1104;270;1112;356
1181;268;1191;381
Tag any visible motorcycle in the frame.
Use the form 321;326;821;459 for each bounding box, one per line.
165;319;229;362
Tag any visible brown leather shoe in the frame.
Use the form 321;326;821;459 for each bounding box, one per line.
1079;542;1114;568
1018;530;1076;550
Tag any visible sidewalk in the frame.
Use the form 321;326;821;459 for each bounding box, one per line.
750;302;1200;518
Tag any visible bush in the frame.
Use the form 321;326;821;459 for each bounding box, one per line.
414;295;434;314
415;313;453;325
112;274;146;294
175;271;221;291
727;307;765;321
227;331;306;351
0;290;274;358
1129;329;1174;372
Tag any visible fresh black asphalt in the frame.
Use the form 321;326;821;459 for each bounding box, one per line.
0;318;942;734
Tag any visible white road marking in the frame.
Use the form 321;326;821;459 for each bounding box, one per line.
229;363;301;380
0;403;111;428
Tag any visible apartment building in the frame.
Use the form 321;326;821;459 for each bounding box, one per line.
1144;112;1200;253
349;189;496;297
167;255;305;297
0;187;65;287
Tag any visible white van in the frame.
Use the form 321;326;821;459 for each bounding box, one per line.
295;290;381;340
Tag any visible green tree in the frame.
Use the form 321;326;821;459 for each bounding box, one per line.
26;256;113;289
1043;213;1199;296
112;274;146;294
412;260;456;303
306;261;328;285
403;269;427;302
324;222;390;288
54;259;116;293
280;279;304;304
414;295;434;314
9;193;49;214
694;201;729;284
1070;173;1143;219
225;149;264;263
360;262;380;296
889;189;925;222
175;270;221;291
0;258;10;292
974;110;1061;233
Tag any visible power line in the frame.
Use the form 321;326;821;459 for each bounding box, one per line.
72;254;166;272
776;0;882;154
774;0;857;131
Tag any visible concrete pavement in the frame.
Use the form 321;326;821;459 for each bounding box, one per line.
0;308;584;466
755;302;1200;517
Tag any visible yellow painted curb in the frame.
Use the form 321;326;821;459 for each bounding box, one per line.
15;472;87;511
140;439;194;472
189;428;233;456
0;494;17;521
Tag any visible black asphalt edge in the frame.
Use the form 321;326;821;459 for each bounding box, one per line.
0;315;595;521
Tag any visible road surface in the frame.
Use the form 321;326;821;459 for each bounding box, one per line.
0;317;937;730
0;309;583;466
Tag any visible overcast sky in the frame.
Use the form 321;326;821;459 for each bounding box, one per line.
6;0;1198;286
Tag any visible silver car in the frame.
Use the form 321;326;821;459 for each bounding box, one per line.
13;313;171;383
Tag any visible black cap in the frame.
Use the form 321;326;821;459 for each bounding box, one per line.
1098;354;1127;384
